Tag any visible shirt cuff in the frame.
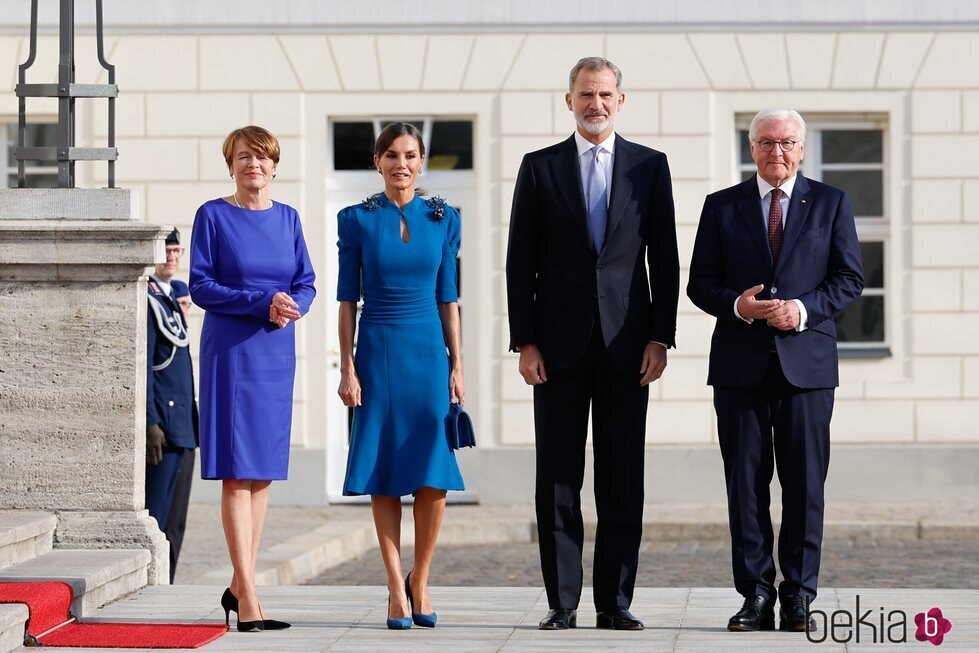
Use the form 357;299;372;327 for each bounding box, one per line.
793;299;808;332
649;341;668;349
733;296;753;324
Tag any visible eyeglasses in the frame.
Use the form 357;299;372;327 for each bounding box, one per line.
165;247;185;258
755;140;799;153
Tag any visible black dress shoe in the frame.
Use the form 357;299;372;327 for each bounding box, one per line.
727;595;775;632
538;608;576;630
596;607;644;630
779;595;816;632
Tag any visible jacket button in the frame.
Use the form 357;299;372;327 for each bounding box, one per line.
596;264;603;271
771;286;778;295
168;400;174;407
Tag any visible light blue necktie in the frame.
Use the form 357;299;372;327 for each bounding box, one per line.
586;145;608;252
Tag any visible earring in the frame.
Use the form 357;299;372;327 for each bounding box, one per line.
272;174;276;180
230;174;234;179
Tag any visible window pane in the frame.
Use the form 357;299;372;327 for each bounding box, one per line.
738;130;752;164
7;123;58;166
822;129;882;164
332;122;375;171
822;169;883;217
860;240;884;289
428;120;473;170
835;295;884;343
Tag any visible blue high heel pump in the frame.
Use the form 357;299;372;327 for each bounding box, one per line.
405;571;437;628
386;594;413;630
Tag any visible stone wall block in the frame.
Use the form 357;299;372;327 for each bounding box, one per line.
737;34;790;89
877;33;933;88
102;36;197;91
279;36;341;91
503;34;603;90
377;35;426;91
199;36;299;91
688;34;751;89
329;35;381;91
916;33;979;88
607;35;709;90
422;35;474;90
832;33;885;88
0;216;171;585
785;33;836;89
462;35;525;91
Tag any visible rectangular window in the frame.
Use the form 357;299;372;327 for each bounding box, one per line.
737;118;888;355
3;122;59;188
331;118;473;172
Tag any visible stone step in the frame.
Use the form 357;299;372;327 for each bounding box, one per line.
0;511;56;570
0;604;28;653
0;548;150;617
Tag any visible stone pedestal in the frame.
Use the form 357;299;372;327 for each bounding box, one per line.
0;188;172;584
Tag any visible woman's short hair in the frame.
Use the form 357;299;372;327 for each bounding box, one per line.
374;122;426;160
222;126;281;166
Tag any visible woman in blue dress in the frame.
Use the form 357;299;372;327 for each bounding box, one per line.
190;126;315;632
337;122;465;629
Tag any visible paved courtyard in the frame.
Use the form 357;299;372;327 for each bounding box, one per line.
308;538;979;591
52;585;979;652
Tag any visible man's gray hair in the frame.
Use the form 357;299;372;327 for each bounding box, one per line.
749;108;807;143
568;57;622;93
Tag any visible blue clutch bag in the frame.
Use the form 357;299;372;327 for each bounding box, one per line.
447;402;476;450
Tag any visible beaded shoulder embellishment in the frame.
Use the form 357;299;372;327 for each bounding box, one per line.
424;195;447;222
361;193;383;212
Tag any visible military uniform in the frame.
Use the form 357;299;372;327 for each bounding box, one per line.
146;268;199;583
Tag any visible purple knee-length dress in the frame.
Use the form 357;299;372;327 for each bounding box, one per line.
189;199;316;480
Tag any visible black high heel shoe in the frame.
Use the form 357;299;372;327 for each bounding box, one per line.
221;587;291;631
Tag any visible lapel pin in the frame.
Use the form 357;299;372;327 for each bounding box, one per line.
801;199;807;204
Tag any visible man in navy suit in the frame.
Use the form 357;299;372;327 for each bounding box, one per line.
687;109;864;632
145;228;199;583
506;57;679;631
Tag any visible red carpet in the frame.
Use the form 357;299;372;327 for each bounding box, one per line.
0;581;227;648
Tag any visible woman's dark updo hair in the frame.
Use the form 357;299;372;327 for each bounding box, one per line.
374;122;426;159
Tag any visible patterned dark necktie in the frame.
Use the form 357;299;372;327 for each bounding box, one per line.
768;187;783;262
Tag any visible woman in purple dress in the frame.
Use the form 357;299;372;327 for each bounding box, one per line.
189;126;315;632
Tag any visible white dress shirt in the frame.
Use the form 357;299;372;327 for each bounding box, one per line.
733;174;809;332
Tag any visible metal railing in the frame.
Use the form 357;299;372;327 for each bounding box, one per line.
15;0;117;188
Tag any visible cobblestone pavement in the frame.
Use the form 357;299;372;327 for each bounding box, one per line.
306;537;979;589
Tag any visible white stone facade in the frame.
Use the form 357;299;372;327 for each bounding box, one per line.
3;3;977;502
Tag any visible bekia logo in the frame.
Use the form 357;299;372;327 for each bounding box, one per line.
914;607;952;646
806;596;952;645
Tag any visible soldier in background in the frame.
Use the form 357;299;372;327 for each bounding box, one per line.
145;228;199;583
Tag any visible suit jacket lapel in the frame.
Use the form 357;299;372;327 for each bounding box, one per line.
548;135;592;248
603;134;634;248
775;174;814;276
736;177;772;267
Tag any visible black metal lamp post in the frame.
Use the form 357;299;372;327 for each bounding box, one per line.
15;0;117;188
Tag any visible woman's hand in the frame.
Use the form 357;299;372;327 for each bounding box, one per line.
269;305;290;328
271;292;301;322
449;366;465;405
338;367;362;407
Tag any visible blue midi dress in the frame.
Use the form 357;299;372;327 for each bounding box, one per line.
337;193;465;497
190;199;316;480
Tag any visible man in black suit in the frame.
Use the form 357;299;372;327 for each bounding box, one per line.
506;57;679;631
687;109;864;632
